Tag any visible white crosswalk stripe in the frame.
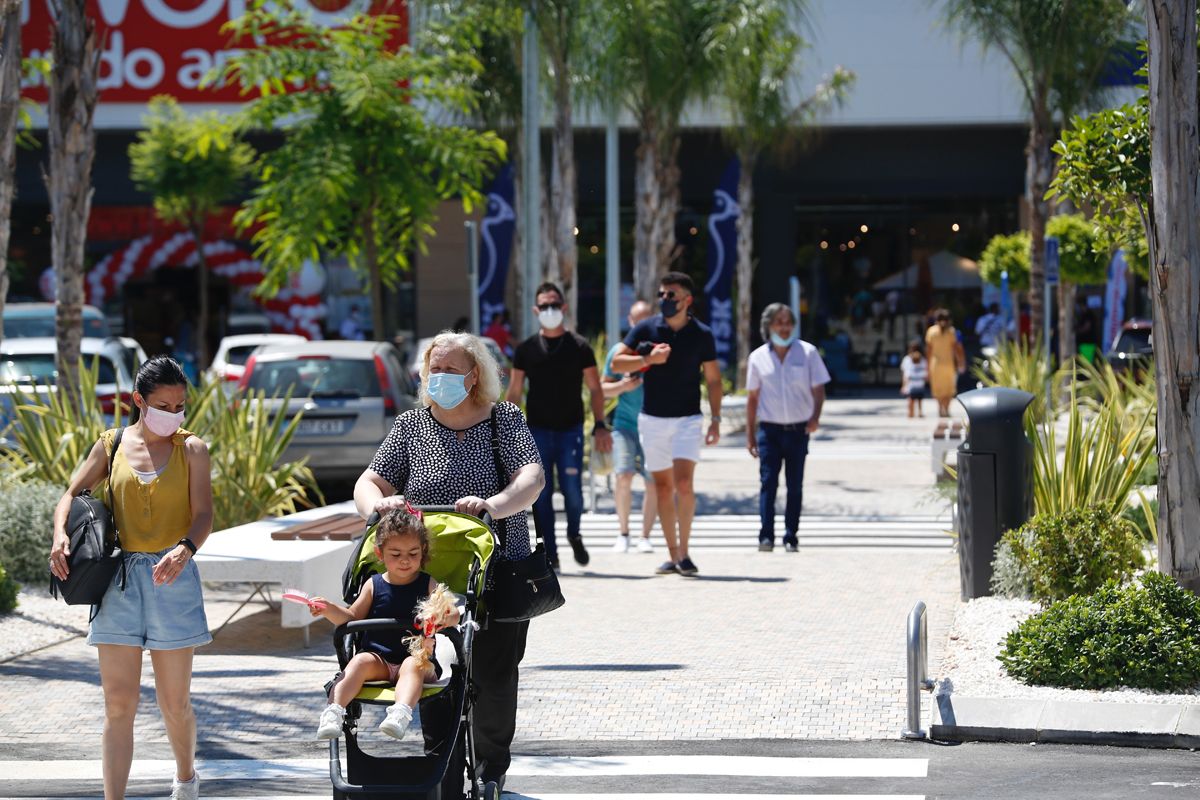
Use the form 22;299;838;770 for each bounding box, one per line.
576;513;953;549
0;755;929;799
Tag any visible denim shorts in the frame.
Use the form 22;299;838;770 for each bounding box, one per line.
612;428;649;478
87;548;212;650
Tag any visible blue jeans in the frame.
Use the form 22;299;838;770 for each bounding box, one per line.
530;424;584;563
757;423;810;545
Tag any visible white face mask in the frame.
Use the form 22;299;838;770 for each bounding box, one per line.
538;307;564;329
143;405;185;437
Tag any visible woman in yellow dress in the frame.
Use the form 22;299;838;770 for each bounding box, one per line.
925;309;966;417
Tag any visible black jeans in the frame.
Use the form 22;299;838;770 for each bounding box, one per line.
472;618;530;782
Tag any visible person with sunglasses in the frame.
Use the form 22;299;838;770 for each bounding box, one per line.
609;271;723;577
506;282;613;570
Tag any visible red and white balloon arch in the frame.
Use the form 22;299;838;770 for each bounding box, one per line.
86;233;327;339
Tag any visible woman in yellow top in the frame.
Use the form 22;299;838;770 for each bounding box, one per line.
50;357;213;800
924;308;966;417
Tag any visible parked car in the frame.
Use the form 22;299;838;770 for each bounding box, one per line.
2;303;110;339
1107;318;1153;378
408;335;511;388
238;340;419;482
226;312;273;336
110;336;149;380
0;337;135;429
207;333;306;384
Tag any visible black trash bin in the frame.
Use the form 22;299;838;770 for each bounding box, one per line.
955;387;1035;600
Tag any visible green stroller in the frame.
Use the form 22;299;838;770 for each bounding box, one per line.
327;508;499;800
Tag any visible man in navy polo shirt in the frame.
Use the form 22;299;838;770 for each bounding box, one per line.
610;272;723;576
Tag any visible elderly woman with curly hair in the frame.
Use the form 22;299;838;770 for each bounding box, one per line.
354;331;545;793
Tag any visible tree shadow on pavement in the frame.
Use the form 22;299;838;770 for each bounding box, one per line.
691;575;788;583
527;663;684;672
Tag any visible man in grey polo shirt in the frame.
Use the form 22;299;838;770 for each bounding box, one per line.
745;303;830;552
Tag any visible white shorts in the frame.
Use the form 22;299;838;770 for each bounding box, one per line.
638;413;703;473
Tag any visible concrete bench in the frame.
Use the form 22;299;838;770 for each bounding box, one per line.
195;501;361;646
931;420;964;480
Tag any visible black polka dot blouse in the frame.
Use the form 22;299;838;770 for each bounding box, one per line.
368;402;542;561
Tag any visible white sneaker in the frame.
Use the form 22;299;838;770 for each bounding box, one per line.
612;534;630;552
378;704;413;739
636;538;655;554
316;704;345;739
170;772;199;800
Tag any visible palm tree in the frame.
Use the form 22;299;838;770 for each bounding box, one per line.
47;0;99;400
716;0;852;387
600;0;733;301
942;0;1135;344
0;0;22;350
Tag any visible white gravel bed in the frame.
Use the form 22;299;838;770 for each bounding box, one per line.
937;596;1200;704
0;587;91;662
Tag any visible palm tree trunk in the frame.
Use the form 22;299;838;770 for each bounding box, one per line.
1147;0;1200;592
735;149;756;390
363;204;385;341
0;4;21;352
1025;103;1053;343
633;113;661;302
47;0;99;403
191;223;210;368
655;131;681;280
1057;280;1076;363
549;60;577;326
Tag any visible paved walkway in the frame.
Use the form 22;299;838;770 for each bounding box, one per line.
0;395;960;750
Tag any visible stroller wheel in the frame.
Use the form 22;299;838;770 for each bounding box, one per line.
482;780;501;800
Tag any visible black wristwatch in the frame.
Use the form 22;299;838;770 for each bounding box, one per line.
592;421;609;435
178;537;198;555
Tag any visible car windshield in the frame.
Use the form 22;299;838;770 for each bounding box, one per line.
246;358;381;398
1113;328;1152;354
226;345;260;366
0;354;117;385
2;312;108;338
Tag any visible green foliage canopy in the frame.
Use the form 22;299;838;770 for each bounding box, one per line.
978;230;1031;291
219;1;506;298
129;96;255;231
978;215;1107;290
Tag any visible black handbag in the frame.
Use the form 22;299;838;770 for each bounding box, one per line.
51;429;125;613
484;406;565;622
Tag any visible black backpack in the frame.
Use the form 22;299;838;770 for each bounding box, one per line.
50;429;125;614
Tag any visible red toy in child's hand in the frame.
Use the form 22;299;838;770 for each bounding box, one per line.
282;588;326;611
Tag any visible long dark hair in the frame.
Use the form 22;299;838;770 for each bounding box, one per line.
130;356;189;423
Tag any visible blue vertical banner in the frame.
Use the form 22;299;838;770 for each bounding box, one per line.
477;163;517;326
704;158;740;369
1102;249;1129;352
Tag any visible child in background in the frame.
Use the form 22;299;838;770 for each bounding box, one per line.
899;341;928;419
310;507;459;740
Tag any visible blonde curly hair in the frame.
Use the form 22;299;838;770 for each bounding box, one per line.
419;331;503;407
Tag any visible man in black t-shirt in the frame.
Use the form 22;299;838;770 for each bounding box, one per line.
506;282;612;570
611;272;723;577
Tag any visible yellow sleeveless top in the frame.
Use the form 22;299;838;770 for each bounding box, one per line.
100;427;194;553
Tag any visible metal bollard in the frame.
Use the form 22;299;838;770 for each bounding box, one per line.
902;600;935;739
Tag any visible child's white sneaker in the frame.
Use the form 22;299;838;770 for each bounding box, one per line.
636;537;655;554
316;704;345;739
379;703;413;739
612;534;630;552
170;771;199;800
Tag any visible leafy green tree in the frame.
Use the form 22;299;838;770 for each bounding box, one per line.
715;0;853;386
1047;213;1107;286
598;0;734;301
220;1;506;339
979;230;1031;290
46;0;99;402
130;97;255;366
942;0;1135;343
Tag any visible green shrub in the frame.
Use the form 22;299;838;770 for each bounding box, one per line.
1002;506;1145;603
0;562;19;614
0;480;62;584
990;535;1033;599
999;571;1200;691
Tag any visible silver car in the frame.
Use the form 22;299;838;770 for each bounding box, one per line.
240;340;419;482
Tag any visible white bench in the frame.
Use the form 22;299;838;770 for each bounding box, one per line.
195;501;361;646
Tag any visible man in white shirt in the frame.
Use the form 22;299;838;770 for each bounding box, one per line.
745;303;831;553
975;303;1009;349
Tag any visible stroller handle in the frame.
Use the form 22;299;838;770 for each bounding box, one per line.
365;504;494;528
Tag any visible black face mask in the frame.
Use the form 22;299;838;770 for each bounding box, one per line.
659;297;679;317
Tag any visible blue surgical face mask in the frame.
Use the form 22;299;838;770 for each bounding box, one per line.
426;372;469;409
770;330;797;348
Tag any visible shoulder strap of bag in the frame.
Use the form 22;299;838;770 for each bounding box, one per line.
108;428;127;593
488;405;509;548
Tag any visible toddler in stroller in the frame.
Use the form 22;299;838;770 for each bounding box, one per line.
310;506;460;740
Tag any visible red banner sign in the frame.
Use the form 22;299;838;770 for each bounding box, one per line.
20;0;406;106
